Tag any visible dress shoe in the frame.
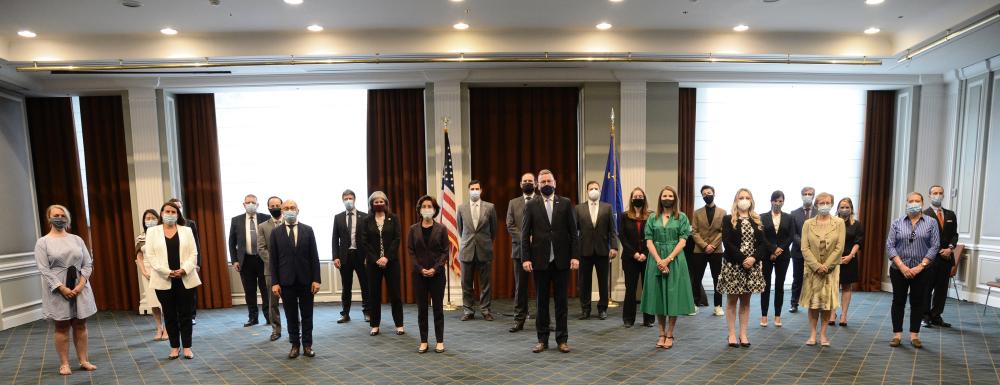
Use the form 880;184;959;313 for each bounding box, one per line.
558;343;571;353
922;319;935;328
363;311;371;322
509;320;524;333
288;346;300;359
435;346;446;353
418;344;429;354
270;332;281;341
889;337;901;347
302;347;315;357
244;320;259;327
483;313;495;321
532;343;549;353
337;315;351;324
461;314;475;321
623;323;634;328
933;319;952;328
578;311;591;320
598;311;608;320
788;306;799;313
191;318;197;325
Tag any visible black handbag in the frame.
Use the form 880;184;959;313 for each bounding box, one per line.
65;266;78;304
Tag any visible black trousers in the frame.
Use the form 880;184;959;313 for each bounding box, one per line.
338;249;370;316
889;268;931;333
239;254;269;321
577;254;610;313
761;254;791;317
924;258;953;321
156;283;195;349
461;257;493;315
622;255;654;325
280;285;315;347
534;267;569;344
367;259;404;328
512;257;531;322
689;253;723;307
790;254;805;307
413;271;445;343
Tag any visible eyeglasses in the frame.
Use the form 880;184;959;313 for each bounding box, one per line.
909;231;916;243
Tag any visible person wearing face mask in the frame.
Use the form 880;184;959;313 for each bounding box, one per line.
256;196;285;341
620;187;655;328
691;185;726;316
521;169;580;353
759;191;793;328
457;180;499;321
408;196;450;353
361;191;405;337
640;186;695;349
718;189;768;348
574;181;619;320
35;205;98;375
829;197;863;327
167;198;200;324
922;185;959;328
788;186;817;313
146;202;201;360
228;194;272;327
136;209;166;341
798;193;845;347
332;189;370;324
886;192;939;348
506;172;537;332
268;200;321;359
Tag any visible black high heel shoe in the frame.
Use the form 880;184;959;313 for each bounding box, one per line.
739;338;751;347
727;338;738;348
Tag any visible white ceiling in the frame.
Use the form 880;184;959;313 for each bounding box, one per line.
1;0;997;52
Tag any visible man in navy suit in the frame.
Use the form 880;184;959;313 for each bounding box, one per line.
332;189;370;323
521;169;580;354
229;194;272;327
923;184;960;328
269;200;321;359
788;186;816;313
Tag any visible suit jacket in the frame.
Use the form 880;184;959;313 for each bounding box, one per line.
520;194;579;271
332;209;368;261
506;194;535;259
407;222;450;272
924;206;959;264
692;206;726;254
575;201;620;256
359;213;402;264
268;222;321;287
789;206;817;258
721;215;769;265
457;200;498;262
145;225;202;290
760;211;794;257
801;217;846;272
256;218;283;276
619;214;649;259
228;212;271;264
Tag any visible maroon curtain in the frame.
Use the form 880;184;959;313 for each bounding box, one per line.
678;88;697;218
176;93;232;309
469;87;581;298
858;90;896;292
25;97;92;245
78;95;138;310
367;88;427;304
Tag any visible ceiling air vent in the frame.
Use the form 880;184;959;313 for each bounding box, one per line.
122;0;143;8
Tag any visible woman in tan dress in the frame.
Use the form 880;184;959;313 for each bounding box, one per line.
799;192;845;347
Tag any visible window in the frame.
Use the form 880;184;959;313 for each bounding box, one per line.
215;88;368;260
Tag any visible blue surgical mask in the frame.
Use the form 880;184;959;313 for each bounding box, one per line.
244;203;257;213
930;195;943;207
470;190;482;201
283;210;298;223
49;217;68;230
344;199;355;211
144;220;159;228
905;203;922;215
162;214;178;225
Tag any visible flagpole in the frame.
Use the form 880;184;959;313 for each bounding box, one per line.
608;107;620;309
441;121;459;311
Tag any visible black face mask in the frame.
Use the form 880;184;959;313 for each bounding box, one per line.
703;195;714;205
268;207;282;218
631;198;645;208
521;183;535;195
540;185;555;196
661;199;675;209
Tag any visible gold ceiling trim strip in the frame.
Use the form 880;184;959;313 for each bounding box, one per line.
898;10;1000;63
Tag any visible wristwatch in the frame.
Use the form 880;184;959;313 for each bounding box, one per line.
920;261;929;268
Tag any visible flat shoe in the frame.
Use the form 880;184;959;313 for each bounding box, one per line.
820;340;830;347
839;322;847;327
435;347;446;353
396;329;406;335
911;338;923;349
417;345;429;354
806;340;816;346
889;337;901;347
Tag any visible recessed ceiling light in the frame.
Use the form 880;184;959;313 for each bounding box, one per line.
160;27;178;35
307;24;323;32
596;22;612;30
864;27;881;34
865;0;884;5
453;22;469;30
609;0;624;3
450;0;463;2
284;0;303;5
733;24;749;32
17;30;37;38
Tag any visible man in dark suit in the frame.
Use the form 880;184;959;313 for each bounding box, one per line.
458;179;498;321
506;172;536;332
169;198;201;323
229;194;272;327
923;184;960;328
575;181;619;320
332;189;370;324
269;200;321;359
788;186;816;313
521;169;579;353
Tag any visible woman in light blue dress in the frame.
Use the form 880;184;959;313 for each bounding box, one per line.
34;204;98;375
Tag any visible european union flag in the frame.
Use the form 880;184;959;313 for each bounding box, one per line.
600;124;623;233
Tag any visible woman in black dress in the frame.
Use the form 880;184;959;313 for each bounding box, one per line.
830;197;863;326
619;187;655;328
407;196;449;353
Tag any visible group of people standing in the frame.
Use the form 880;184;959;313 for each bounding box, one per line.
33;169;962;374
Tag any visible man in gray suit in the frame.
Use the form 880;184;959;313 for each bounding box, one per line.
506;172;536;332
788;186;816;314
457;179;498;321
229;194;272;327
575;181;619;320
256;196;284;341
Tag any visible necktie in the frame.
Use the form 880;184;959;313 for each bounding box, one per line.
347;212;355;249
249;216;258;252
545;199;553;223
472;203;479;229
289;225;296;248
805;208;811;219
936;209;944;230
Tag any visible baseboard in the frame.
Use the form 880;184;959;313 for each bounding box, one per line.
2;307;43;331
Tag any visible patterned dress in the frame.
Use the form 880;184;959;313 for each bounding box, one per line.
640;213;696;316
718;217;766;295
799;217;846;311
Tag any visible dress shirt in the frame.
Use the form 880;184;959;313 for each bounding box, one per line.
589;201;598;227
472;201;480;229
545;196;554;263
347;209;357;249
886;215;939;269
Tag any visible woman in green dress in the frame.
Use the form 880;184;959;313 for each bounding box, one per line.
641;186;696;349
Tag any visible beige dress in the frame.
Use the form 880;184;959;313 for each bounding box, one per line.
799;216;846;311
136;234;160;309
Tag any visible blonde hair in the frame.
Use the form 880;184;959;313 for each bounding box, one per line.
45;204;72;231
730;188;762;229
838;197;856;225
656;186;680;219
815;192;835;206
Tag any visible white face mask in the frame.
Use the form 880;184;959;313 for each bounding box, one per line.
588;189;600;201
420;208;435;220
816;204;833;215
470;190;481;202
737;198;752;211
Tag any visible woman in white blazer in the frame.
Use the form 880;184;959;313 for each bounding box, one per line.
144;202;201;360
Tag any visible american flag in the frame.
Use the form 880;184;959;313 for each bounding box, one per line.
438;128;462;276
